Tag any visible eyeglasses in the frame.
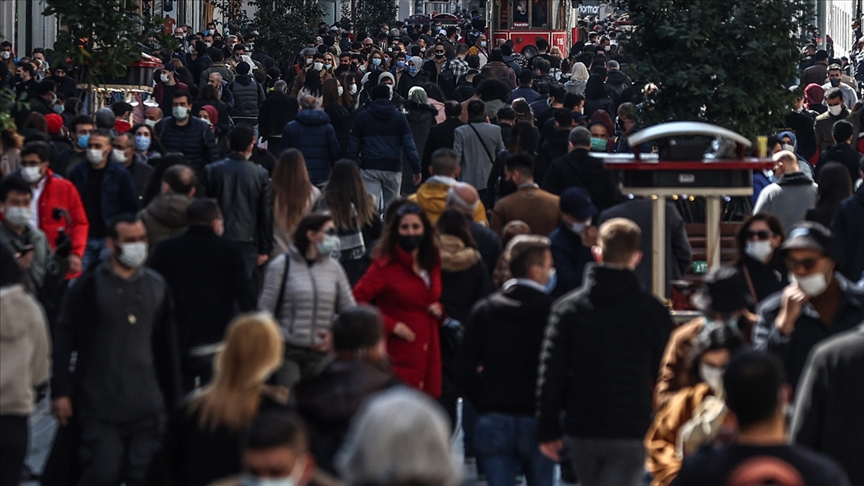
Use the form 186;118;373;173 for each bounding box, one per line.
785;257;820;271
746;230;772;241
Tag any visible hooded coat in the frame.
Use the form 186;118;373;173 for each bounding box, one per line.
347;98;420;174
279;109;340;185
353;247;443;397
138;193;193;255
408;176;489;226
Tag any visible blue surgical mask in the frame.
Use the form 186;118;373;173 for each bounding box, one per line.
408;65;418;74
590;137;607;151
53;103;64;114
371;58;382;66
480;41;487;47
543;268;557;294
135;135;152;151
397;60;405;67
77;134;90;149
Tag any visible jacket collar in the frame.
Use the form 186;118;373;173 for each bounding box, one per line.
777;171;812;186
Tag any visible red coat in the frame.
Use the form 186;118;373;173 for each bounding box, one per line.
37;170;89;277
353;247;443;398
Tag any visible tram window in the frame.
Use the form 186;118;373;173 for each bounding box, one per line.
531;0;548;27
513;0;529;25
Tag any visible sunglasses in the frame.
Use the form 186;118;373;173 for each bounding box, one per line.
746;230;772;241
785;257;820;271
435;50;445;54
322;227;338;236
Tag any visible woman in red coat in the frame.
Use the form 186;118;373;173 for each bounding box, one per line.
353;202;445;398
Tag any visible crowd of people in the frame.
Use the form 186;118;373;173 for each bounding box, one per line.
0;11;863;486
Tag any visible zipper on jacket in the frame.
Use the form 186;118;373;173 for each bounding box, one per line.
309;264;319;347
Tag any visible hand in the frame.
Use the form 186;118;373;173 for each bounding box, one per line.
427;302;444;319
68;254;82;274
52;397;73;426
539;439;564;462
312;330;333;352
580;225;598;248
256;254;269;266
775;284;807;336
393;322;416;342
15;251;34;271
413;173;422;185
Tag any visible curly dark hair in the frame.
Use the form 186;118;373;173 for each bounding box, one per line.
375;202;438;271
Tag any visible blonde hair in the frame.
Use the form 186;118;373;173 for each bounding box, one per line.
189;313;284;431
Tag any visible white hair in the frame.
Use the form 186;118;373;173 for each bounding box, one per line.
336;388;461;486
445;186;479;214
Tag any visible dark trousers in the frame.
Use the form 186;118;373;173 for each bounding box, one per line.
182;353;216;393
0;415;28;486
77;415;164;486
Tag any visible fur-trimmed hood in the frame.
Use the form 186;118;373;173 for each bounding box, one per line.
438;234;480;272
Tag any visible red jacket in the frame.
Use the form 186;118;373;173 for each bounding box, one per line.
37;169;89;277
354;247;443;398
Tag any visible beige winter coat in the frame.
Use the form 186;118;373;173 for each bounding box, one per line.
0;284;51;415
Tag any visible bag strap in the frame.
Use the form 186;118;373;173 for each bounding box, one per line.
742;265;759;307
273;253;291;320
468;123;495;165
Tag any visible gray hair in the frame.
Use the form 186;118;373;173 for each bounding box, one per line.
569;126;592;148
208;72;223;83
608;60;620;70
299;95;318;110
336;388;461;486
445;185;479;214
301;47;317;57
274;80;288;93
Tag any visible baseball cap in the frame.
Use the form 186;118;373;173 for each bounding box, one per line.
779;222;834;257
559;187;598;220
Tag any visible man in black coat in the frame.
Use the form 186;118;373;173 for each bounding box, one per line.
542;126;624;211
154;90;219;176
537;218;673;486
791;324;864;486
457;235;558;485
816;119;863;185
831;159;864;282
752;221;864;391
148;198;256;391
258;80;299;154
203;124;273;284
421;100;464;180
51;214;181;486
294;306;398;474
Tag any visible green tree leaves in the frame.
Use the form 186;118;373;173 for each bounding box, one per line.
352;0;397;38
250;0;325;63
43;0;176;87
623;0;812;139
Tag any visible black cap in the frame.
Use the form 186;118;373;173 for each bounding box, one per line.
691;266;752;314
779;221;834;258
559;187;598;220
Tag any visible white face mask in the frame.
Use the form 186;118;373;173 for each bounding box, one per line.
3;206;31;227
172;106;190;120
349;84;357;95
116;241;148;268
144;119;157;128
745;240;773;263
0;51;10;60
337;86;344;96
567;217;591;235
86;148;105;165
243;456;306;486
313;61;324;71
790;271;829;297
828;104;843;116
781;143;794;152
20;166;43;183
160;73;170;83
699;363;724;395
112;148;129;164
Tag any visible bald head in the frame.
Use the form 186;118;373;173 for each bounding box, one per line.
445;182;480;215
772;149;799;176
299;95;318;110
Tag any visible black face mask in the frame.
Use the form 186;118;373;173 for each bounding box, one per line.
397;234;424;251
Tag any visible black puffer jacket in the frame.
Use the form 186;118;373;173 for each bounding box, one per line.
228;75;265;119
153;117;218;175
203;153;273;255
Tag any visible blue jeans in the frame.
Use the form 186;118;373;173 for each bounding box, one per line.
82;238;109;272
474;413;555;486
